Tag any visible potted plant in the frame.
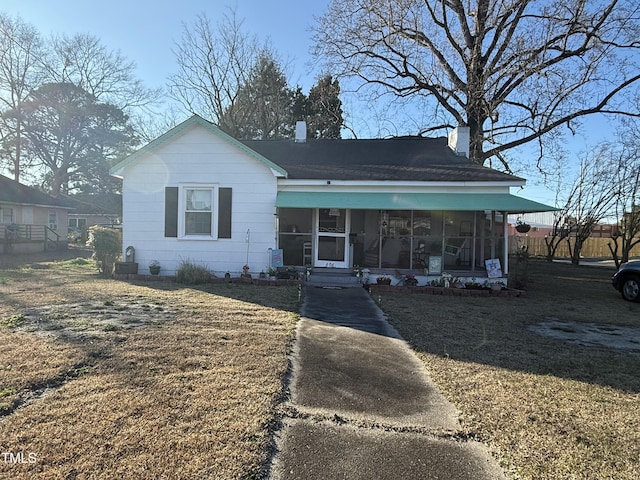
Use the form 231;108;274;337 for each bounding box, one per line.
441;273;453;288
403;273;418;286
241;264;251;278
376;275;392;285
149;260;161;275
515;217;531;233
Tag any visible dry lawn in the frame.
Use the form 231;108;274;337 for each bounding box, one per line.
381;259;640;480
0;251;298;479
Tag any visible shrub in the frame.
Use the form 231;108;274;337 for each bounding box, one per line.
86;226;121;276
176;260;213;284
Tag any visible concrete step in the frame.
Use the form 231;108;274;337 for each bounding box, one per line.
306;268;361;286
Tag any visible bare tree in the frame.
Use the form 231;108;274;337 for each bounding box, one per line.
314;0;640;169
608;129;640;267
0;17;159;187
543;170;571;262
543;212;571;262
45;33;161;112
168;11;259;131
564;145;621;264
0;13;44;181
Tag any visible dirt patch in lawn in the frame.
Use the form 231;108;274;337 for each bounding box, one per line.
381;259;640;480
5;298;175;339
0;254;299;479
530;318;640;351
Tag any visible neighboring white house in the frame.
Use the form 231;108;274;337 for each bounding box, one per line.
110;115;554;277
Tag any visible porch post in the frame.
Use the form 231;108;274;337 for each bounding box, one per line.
503;211;509;275
490;211;496;259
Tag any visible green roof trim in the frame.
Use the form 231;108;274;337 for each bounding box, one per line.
275;191;556;212
110;115;288;178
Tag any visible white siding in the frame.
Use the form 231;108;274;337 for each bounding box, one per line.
120;124;278;275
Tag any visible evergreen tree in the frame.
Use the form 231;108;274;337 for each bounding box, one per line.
306;75;342;139
8;82;137;196
221;51;294;140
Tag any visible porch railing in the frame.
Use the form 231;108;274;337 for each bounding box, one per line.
1;224;61;251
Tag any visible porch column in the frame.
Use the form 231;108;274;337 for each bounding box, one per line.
503;211;509;275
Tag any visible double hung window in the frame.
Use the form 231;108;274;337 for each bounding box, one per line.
185;188;213;236
164;185;232;240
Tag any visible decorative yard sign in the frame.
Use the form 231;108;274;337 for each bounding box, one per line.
428;256;442;274
485;258;503;278
270;249;284;268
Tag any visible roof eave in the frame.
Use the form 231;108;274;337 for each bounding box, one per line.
278;179;526;187
0;200;74;210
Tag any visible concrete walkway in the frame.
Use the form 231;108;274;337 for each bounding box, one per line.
268;286;506;480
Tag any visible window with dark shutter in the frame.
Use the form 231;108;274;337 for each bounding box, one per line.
218;188;232;238
164;187;178;237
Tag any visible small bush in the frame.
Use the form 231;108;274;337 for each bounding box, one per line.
86;226;121;276
176;260;213;285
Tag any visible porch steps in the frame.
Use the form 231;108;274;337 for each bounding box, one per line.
306;268;361;287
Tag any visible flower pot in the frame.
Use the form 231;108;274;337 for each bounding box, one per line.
515;223;531;233
149;266;160;275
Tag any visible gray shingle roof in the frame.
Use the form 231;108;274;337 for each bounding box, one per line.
241;137;524;183
0;175;75;208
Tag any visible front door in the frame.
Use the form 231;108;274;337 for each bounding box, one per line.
315;208;349;268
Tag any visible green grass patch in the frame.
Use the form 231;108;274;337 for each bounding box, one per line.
100;324;121;332
0;314;27;328
0;387;16;398
53;257;95;270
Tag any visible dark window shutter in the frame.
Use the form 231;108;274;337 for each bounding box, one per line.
164;187;178;237
218;188;232;238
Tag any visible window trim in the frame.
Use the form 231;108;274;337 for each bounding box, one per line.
178;184;218;240
0;206;14;224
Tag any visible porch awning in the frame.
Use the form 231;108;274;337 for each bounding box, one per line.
275;191;556;212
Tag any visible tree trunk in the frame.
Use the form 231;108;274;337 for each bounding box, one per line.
50;167;68;197
14;122;21;182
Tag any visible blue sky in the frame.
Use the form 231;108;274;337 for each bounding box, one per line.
3;0;620;207
3;1;327;91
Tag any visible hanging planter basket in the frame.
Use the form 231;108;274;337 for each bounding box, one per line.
515;223;531;233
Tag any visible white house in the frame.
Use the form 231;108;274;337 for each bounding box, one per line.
110;115;554;277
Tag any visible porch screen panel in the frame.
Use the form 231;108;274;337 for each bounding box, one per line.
164;187;178;237
380;210;411;268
